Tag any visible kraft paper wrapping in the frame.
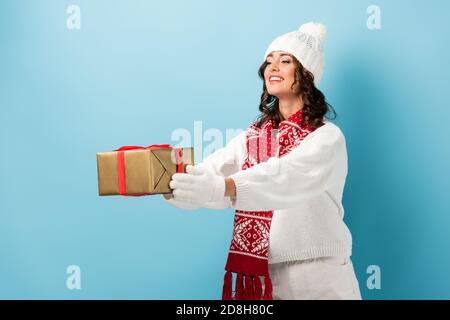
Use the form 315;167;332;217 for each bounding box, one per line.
96;147;194;196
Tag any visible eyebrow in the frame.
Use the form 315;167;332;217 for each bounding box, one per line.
266;53;292;58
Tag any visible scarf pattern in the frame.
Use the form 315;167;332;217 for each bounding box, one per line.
222;108;316;300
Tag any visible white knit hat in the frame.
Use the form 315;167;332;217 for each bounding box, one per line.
263;22;327;87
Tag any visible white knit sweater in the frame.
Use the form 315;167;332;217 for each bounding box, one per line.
196;120;352;264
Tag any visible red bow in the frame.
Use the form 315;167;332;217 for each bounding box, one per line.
113;144;184;196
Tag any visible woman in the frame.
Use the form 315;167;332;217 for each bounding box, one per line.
164;22;362;300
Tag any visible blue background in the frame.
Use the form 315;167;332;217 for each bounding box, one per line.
1;0;449;299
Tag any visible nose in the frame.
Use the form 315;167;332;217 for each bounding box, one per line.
267;62;280;79
269;61;280;71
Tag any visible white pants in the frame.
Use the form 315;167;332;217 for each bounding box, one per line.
262;256;362;300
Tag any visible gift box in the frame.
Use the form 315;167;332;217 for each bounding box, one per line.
96;144;194;196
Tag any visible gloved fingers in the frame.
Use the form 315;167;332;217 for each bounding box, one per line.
186;165;205;176
173;189;195;201
169;179;193;190
172;172;199;183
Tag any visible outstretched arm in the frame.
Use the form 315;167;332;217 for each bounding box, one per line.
164;130;246;210
228;126;347;211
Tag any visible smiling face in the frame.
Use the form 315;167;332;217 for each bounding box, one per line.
263;51;299;98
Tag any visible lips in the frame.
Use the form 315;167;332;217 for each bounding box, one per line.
268;75;284;84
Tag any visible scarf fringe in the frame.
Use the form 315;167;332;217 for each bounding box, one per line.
222;271;273;300
254;275;262;298
245;275;254;299
263;274;273;300
222;270;232;300
236;273;244;300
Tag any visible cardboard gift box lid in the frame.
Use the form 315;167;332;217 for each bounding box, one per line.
96;147;194;196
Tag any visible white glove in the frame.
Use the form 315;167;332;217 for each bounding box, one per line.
170;165;226;205
162;193;200;210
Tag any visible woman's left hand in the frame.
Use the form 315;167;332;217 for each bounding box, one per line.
170;165;226;205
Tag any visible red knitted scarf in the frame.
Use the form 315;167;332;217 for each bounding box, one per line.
222;108;317;300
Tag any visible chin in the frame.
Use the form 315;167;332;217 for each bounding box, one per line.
267;89;281;97
268;90;288;97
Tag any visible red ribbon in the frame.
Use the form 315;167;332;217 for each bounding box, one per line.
113;144;184;196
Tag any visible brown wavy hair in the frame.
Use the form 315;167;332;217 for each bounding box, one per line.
254;54;337;129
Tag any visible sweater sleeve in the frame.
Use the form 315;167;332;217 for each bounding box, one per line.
194;130;247;210
229;125;346;211
196;130;247;178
